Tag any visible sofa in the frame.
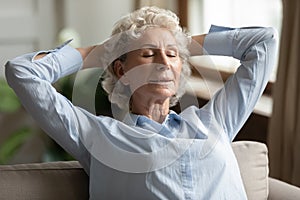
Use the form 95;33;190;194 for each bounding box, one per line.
0;141;300;200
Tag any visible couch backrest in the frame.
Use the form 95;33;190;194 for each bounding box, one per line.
0;141;269;200
232;141;269;200
0;161;89;200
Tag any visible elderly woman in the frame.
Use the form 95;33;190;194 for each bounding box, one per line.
5;6;277;200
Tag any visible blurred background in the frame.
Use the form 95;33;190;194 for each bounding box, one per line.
0;0;287;178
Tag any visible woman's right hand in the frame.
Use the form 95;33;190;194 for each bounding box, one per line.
76;45;97;60
189;34;207;56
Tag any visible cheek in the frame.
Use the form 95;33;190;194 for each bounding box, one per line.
122;65;153;92
173;60;183;81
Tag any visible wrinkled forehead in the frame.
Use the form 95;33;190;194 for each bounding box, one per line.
129;27;178;50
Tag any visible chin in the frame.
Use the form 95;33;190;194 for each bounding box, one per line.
134;84;177;98
153;89;176;98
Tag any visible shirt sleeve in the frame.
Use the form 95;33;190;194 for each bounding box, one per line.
201;25;278;141
5;42;91;170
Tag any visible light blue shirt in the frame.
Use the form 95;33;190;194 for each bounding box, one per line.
5;25;277;199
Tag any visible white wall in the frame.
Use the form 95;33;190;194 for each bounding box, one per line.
0;0;58;78
0;0;134;78
63;0;134;46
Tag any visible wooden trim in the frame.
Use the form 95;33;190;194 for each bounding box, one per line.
177;0;188;28
191;65;274;96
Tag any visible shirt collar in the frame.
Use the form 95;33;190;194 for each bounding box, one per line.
122;109;208;139
122;110;182;126
122;112;139;126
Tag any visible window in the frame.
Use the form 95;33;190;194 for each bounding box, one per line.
184;0;282;117
187;0;282;82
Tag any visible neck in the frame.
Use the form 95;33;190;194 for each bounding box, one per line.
131;95;170;123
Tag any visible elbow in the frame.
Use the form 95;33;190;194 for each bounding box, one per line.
247;27;278;48
5;60;18;87
4;58;30;89
261;27;278;45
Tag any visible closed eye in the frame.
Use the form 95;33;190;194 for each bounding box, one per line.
141;48;155;57
166;52;177;57
167;54;176;57
142;54;155;57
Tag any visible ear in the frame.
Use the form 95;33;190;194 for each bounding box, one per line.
113;60;130;85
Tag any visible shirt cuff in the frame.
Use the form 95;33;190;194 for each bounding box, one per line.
203;25;237;57
53;40;83;77
208;25;235;33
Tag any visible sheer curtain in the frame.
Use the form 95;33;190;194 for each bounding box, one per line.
268;0;300;187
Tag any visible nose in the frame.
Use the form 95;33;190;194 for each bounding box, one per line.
155;50;170;70
155;63;169;71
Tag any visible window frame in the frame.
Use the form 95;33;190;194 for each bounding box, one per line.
177;0;277;117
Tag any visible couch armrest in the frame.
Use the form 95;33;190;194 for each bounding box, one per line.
268;177;300;200
0;161;89;200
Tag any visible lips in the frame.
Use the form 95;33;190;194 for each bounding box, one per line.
148;79;174;86
149;79;172;83
148;73;174;83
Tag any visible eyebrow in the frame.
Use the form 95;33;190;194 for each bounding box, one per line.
140;44;178;49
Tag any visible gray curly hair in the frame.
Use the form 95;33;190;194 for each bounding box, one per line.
101;6;191;109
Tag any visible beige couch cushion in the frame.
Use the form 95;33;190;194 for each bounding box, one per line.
0;161;89;200
232;141;269;200
0;141;269;200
